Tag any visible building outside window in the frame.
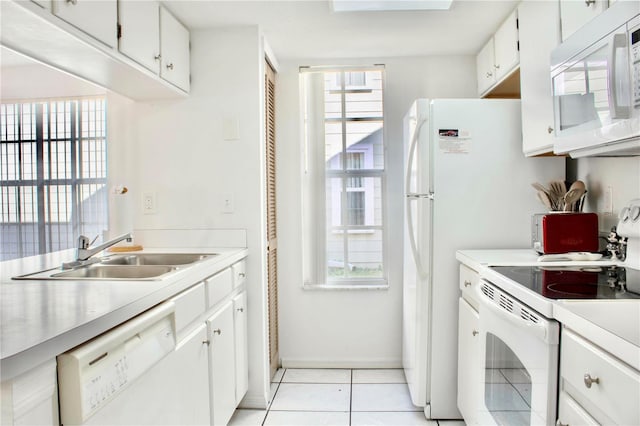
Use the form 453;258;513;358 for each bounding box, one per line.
0;98;108;261
301;66;386;286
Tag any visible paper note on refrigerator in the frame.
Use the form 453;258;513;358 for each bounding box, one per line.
438;129;471;154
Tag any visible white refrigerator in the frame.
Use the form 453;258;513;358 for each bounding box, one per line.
401;99;564;419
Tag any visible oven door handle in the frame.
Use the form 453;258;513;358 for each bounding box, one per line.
477;283;550;343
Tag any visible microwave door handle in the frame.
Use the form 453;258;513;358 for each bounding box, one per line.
607;33;630;119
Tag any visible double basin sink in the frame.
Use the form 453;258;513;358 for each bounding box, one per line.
14;253;216;281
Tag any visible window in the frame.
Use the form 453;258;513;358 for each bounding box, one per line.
301;66;386;286
0;98;108;261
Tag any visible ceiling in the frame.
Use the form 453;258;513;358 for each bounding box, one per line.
164;0;519;60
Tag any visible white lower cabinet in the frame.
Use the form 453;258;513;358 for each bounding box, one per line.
558;328;640;425
207;301;237;426
457;297;480;425
233;291;249;404
0;360;58;426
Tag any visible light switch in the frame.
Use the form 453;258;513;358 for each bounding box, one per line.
222;193;234;214
223;118;240;141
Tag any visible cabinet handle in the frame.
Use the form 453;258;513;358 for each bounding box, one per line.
239;272;246;278
585;0;595;6
494;64;500;70
556;421;569;426
583;373;600;388
464;280;472;287
213;329;222;335
154;54;162;61
472;330;479;336
547;126;554;134
166;63;174;70
202;340;210;346
486;72;493;78
237;307;244;313
66;0;77;4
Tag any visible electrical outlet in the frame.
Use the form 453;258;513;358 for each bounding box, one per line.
143;192;156;214
222;193;234;214
603;185;613;216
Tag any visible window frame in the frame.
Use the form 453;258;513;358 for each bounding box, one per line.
0;97;108;261
301;65;388;289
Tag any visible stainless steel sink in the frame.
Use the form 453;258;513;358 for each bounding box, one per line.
12;252;217;281
101;253;215;266
51;265;177;280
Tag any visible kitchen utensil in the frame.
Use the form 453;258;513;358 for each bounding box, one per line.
564;188;585;211
564;180;586;212
537;252;603;262
537;190;553;210
531;182;550;196
548;180;567;211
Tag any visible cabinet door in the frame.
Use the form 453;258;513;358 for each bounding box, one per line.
118;1;160;74
558;391;599;426
52;0;117;47
160;6;190;92
233;291;249;405
457;298;480;424
560;0;608;41
476;39;496;96
493;9;519;82
518;1;560;156
207;301;236;426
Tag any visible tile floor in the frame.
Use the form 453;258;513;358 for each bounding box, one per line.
228;368;467;426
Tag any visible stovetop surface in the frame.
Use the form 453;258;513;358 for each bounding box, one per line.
490;265;640;300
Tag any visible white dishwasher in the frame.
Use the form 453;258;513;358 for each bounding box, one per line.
57;301;210;425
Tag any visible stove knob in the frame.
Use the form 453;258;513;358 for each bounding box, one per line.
619;207;630;222
630;206;640;222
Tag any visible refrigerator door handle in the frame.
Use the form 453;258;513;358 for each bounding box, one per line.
406;197;428;280
404;118;426;197
405;118;429;280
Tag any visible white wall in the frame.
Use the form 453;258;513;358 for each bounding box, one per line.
131;27;270;408
276;56;477;366
572;157;640;233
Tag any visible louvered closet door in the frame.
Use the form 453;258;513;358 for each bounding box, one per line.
265;60;280;379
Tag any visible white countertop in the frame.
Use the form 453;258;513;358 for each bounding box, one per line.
457;249;639;370
0;247;248;381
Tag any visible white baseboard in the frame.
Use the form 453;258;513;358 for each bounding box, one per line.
238;392;269;410
280;358;402;369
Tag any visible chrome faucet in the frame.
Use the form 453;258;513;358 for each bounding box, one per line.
62;233;132;269
76;233;132;260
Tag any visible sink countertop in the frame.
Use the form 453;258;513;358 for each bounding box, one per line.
457;249;639;370
0;247;248;381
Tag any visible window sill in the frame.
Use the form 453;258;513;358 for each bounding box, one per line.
303;281;388;291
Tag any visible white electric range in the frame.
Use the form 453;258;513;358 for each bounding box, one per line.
458;199;640;426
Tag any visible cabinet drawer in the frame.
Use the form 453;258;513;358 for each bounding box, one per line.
171;282;205;337
560;328;640;425
205;268;233;308
459;264;479;308
232;260;247;288
557;391;598;426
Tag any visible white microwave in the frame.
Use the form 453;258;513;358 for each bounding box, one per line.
551;2;640;157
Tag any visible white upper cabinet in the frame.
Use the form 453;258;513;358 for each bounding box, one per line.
118;1;161;74
518;1;561;156
160;6;190;92
476;39;496;95
476;8;519;96
493;10;520;82
560;0;608;41
52;0;117;48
